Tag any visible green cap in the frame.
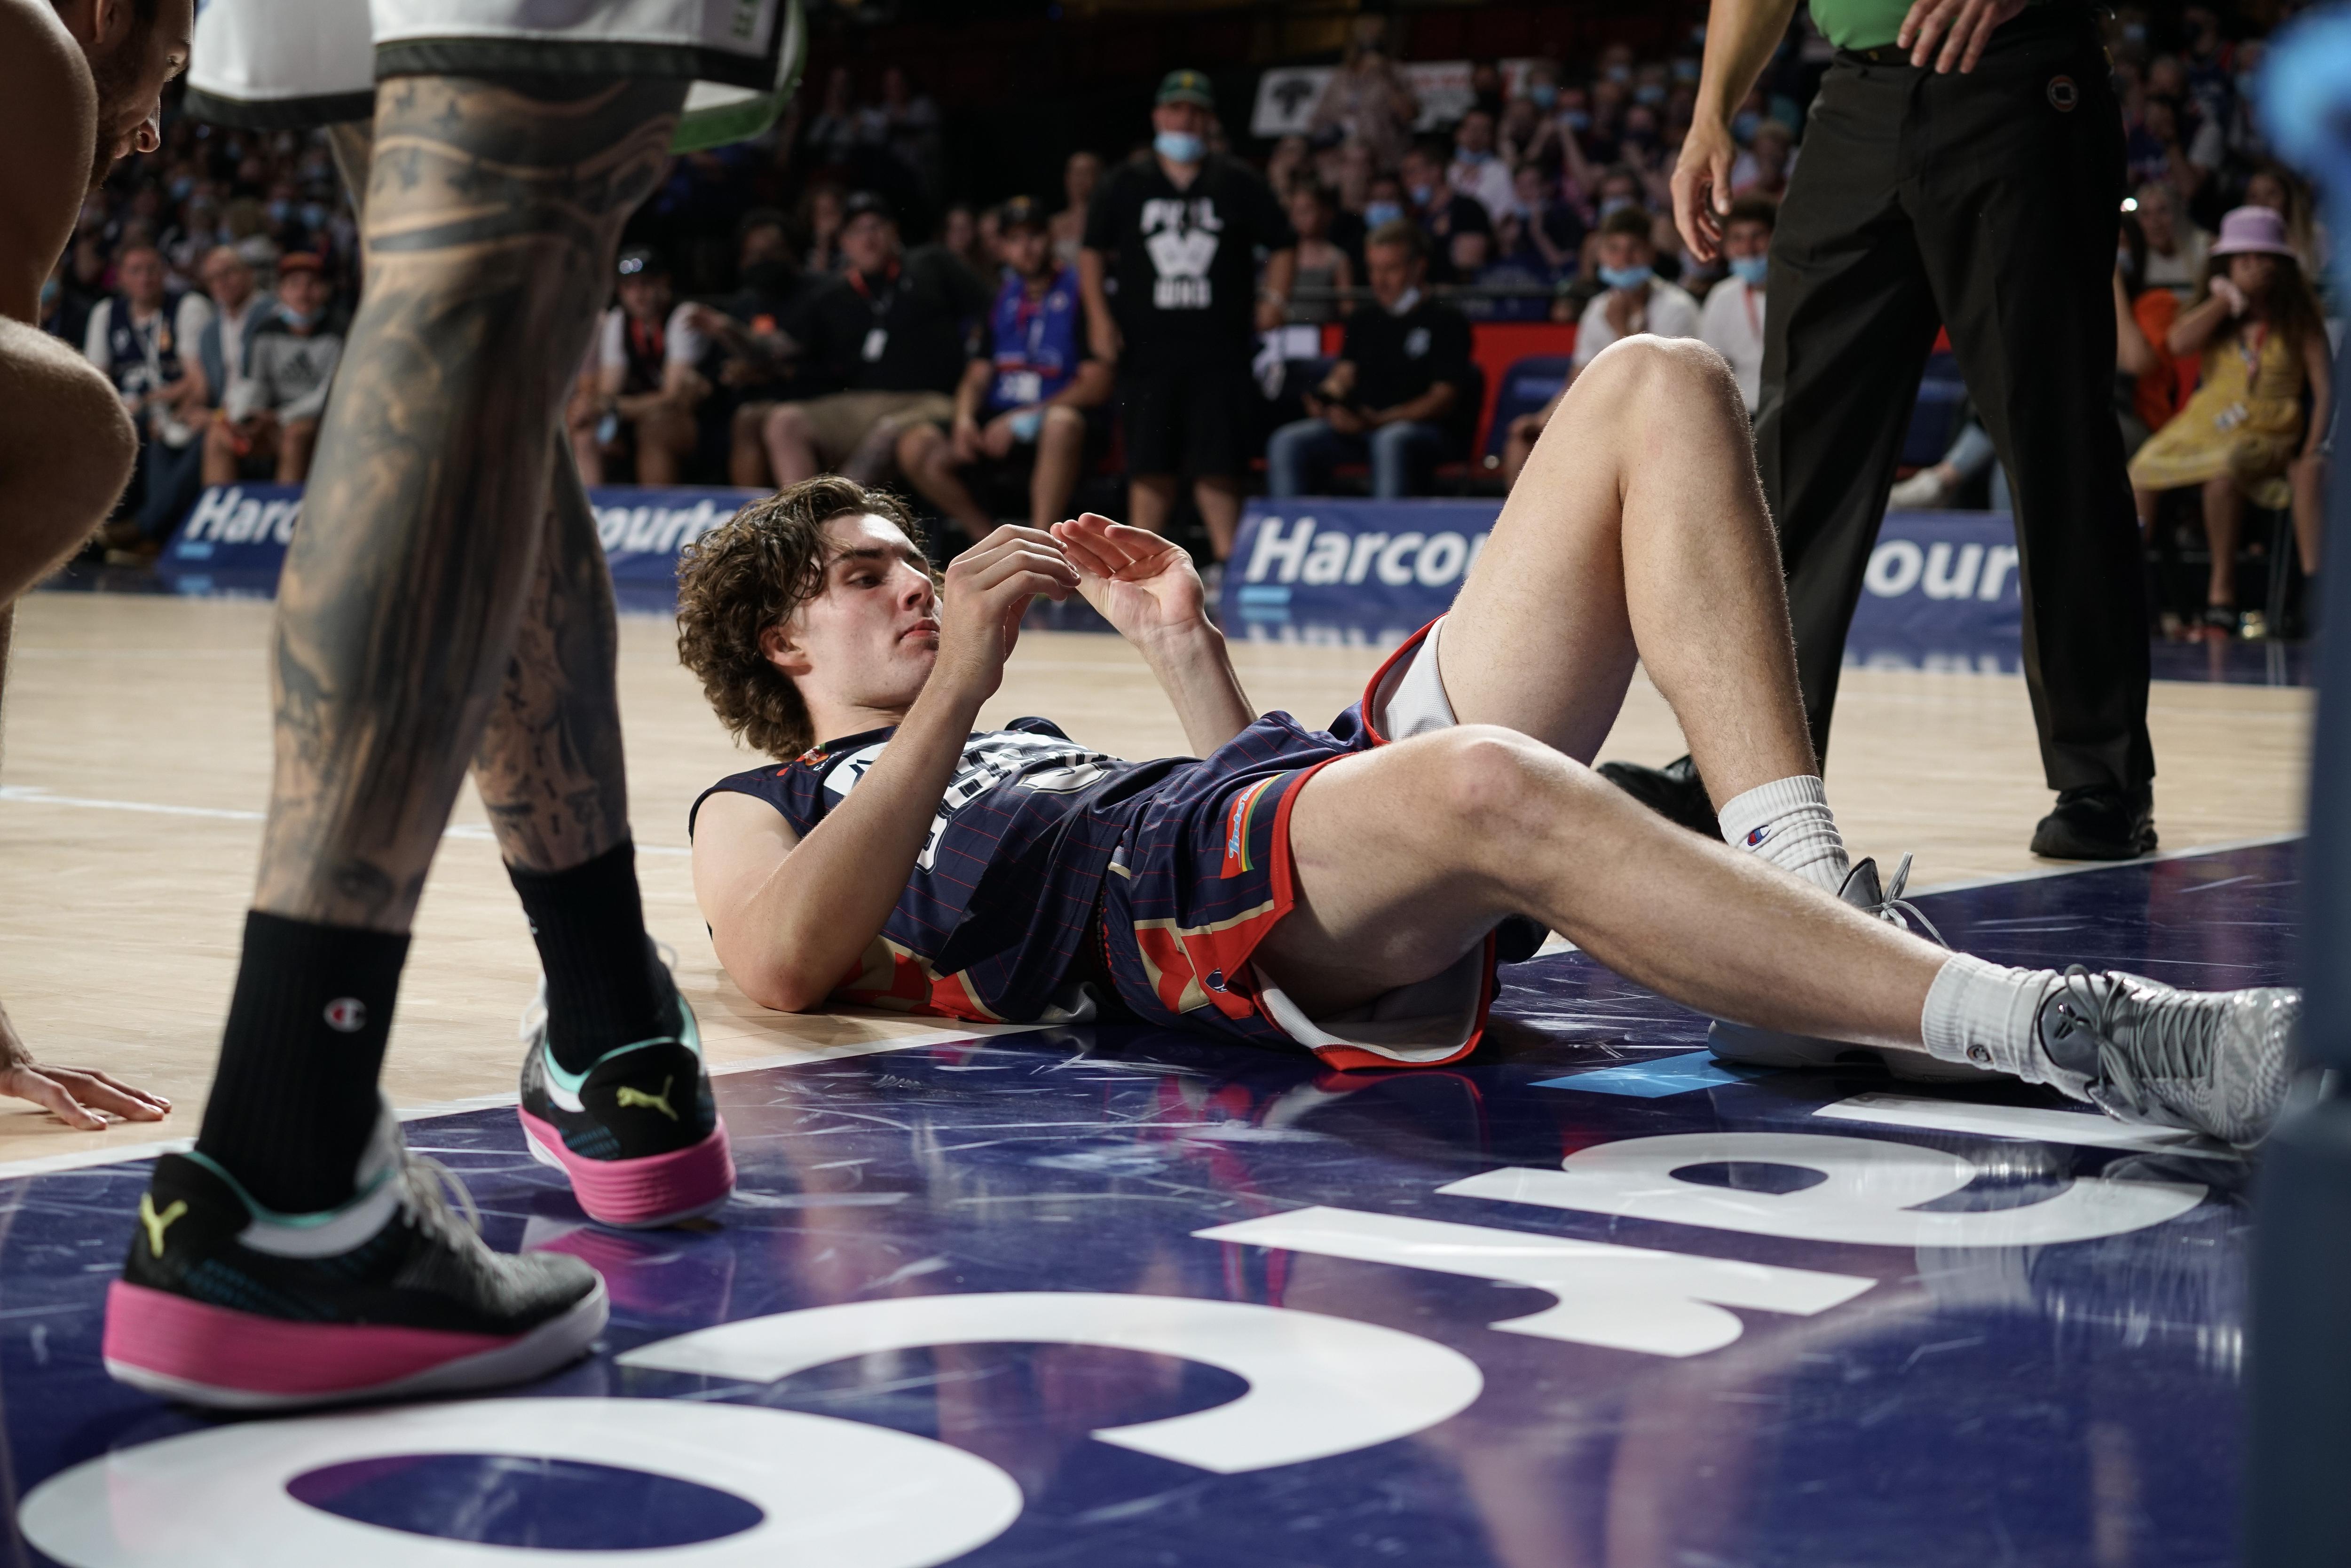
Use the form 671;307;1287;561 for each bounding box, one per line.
1156;69;1215;110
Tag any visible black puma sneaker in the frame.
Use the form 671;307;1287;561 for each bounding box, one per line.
104;1107;606;1410
517;981;734;1229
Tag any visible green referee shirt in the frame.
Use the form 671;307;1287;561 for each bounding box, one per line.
1809;0;1910;50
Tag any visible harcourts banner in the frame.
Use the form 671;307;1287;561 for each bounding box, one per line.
1220;502;2026;667
156;483;761;597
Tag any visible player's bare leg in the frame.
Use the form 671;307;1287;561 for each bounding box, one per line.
106;74;692;1410
1261;338;2296;1147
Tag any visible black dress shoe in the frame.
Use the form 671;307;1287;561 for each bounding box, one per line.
1594;754;1720;838
2030;786;2157;860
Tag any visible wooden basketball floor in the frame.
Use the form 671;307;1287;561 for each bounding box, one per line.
0;591;2312;1173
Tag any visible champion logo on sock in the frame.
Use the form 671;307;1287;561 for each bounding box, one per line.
322;998;367;1033
1745;826;1771;847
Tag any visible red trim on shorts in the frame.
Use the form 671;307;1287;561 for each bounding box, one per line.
1247;642;1500;1072
1353;617;1444;748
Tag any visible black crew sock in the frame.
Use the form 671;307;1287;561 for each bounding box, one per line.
506;840;671;1074
195;911;410;1214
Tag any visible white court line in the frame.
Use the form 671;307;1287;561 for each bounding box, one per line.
0;786;692;856
1815;1092;2229;1156
0;1024;1047;1182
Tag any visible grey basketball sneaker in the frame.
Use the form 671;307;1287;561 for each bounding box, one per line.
2039;967;2299;1148
1707;855;1996;1083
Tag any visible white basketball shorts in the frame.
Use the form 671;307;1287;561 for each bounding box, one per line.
187;0;805;151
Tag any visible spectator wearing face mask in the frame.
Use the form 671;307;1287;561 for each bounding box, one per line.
570;246;709;488
1507;206;1699;483
1401;142;1491;285
203;252;342;487
1698;195;1775;410
1080;70;1296;561
1502;163;1584;280
84;244;215;552
1448;110;1516;227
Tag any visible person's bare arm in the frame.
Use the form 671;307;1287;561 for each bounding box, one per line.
2166;288;2239;357
2301;335;2331;461
694;528;1079;1011
1673;0;1801;261
0;0;96;323
1078;246;1121;363
1256;247;1297;331
1051;513;1254;755
2113;270;2157;377
1045;356;1113;411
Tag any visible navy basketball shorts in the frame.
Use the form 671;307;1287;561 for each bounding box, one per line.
1096;617;1500;1071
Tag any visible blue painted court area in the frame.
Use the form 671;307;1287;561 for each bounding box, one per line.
1;841;2295;1566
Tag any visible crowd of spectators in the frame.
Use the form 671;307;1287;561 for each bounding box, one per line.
40;4;2343;581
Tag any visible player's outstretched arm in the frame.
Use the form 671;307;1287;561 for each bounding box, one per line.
1052;513;1255;756
694;528;1077;1011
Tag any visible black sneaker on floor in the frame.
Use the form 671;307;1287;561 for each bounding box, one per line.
104;1105;606;1410
517;979;733;1229
1595;753;1720;839
2030;786;2157;860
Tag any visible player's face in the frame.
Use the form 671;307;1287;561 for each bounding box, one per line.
83;0;193;189
777;513;939;718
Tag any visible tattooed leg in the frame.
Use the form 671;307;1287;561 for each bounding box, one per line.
473;441;630;873
253;76;683;929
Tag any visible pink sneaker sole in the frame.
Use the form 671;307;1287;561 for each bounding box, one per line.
518;1108;735;1229
102;1278;607;1411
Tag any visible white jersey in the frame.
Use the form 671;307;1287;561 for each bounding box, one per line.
188;0;806;153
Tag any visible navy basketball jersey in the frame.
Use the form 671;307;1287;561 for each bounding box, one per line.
690;718;1185;1023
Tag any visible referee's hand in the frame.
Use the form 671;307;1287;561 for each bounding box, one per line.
1898;0;2027;73
1671;117;1736;263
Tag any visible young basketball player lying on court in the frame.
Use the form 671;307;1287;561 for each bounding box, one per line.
682;336;2296;1149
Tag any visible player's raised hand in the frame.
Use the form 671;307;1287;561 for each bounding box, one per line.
1050;512;1207;646
935;525;1078;701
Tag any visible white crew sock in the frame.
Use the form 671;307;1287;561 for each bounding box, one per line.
1717;775;1850;891
1918;953;2092;1098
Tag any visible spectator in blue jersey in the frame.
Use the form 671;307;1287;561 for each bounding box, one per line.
947;197;1111;530
1266;221;1473;499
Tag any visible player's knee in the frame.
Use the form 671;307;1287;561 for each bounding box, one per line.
765;403;812;443
1430;726;1553;835
1041;405;1082;439
1582;334;1734;425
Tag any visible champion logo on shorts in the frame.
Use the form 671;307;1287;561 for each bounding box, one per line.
1745;825;1771;848
2047;75;2078;111
322;998;367;1034
1221;777;1281;879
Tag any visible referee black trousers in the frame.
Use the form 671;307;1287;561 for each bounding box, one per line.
1755;3;2154;794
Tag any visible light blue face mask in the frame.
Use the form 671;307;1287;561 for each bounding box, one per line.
1729;254;1769;286
1635;83;1667;107
1597;196;1635;219
39;276;60;312
1153;131;1204;165
1009;408;1043;443
1598;263;1654;291
1364;201;1403;228
1731;109;1762;143
1530;84;1558;110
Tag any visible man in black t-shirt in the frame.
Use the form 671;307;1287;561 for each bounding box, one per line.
694;210;836;487
1400;142;1492;285
1080;70;1296;560
1267;221;1474;499
749;192;992;536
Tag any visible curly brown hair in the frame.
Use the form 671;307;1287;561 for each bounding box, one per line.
675;476;927;761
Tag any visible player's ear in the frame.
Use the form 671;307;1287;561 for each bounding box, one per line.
91;0;133;46
758;620;813;679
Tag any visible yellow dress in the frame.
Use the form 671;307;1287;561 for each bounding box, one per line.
2127;324;2306;510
